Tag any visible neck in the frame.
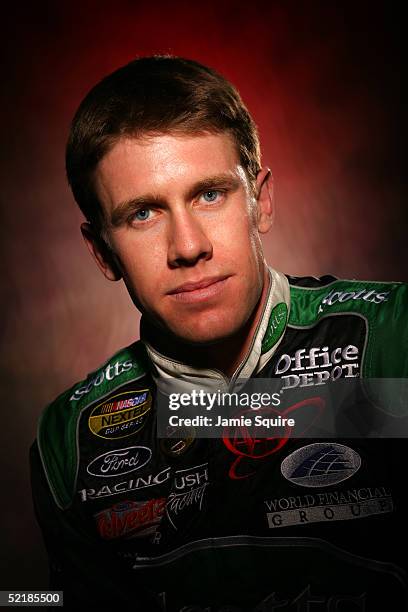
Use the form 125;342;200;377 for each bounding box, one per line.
142;266;271;378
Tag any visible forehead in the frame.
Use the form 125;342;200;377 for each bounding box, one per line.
94;132;244;206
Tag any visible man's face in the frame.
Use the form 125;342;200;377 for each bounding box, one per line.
92;132;271;344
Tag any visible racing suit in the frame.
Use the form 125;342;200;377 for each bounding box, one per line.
30;268;408;611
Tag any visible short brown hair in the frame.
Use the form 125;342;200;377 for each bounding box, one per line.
66;55;261;236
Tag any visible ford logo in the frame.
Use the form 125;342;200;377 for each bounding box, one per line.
86;446;152;478
281;443;361;488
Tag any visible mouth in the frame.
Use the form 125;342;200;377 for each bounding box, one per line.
167;275;231;303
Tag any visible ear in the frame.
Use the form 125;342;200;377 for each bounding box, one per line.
80;222;122;281
255;167;274;234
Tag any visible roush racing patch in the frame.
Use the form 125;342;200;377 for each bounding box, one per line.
166;462;209;530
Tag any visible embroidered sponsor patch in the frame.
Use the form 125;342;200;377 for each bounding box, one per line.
275;345;360;393
262;302;288;352
222;399;325;480
70;358;136;401
78;467;171;502
86;446;152;478
265;486;393;529
166;462;209;530
95;498;166;539
318;288;390;314
88;389;152;439
281;443;361;488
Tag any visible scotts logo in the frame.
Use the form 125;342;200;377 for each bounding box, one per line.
88;389;152;440
262;302;288;352
275;345;359;392
318;288;390;314
281;443;361;488
86;446;152;478
70;359;134;401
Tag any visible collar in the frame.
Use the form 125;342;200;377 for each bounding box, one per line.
140;266;290;394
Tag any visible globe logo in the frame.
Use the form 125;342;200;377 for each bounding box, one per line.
281;443;361;488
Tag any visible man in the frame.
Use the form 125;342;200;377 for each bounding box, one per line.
31;56;408;611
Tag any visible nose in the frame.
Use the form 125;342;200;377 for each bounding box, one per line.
167;209;213;268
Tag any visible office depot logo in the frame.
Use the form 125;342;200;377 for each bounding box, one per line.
275;345;359;391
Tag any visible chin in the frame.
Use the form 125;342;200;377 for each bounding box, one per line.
170;312;245;346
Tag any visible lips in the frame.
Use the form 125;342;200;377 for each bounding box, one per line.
166;275;231;304
167;275;230;295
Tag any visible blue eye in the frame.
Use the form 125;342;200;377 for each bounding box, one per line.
135;208;150;221
202;190;219;202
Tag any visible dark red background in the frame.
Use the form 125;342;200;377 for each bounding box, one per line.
0;0;406;589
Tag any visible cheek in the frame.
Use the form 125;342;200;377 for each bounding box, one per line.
115;237;165;295
211;212;260;263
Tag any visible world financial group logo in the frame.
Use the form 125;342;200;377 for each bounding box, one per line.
281;443;361;488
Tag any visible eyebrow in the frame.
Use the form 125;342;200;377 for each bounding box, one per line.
109;174;241;227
